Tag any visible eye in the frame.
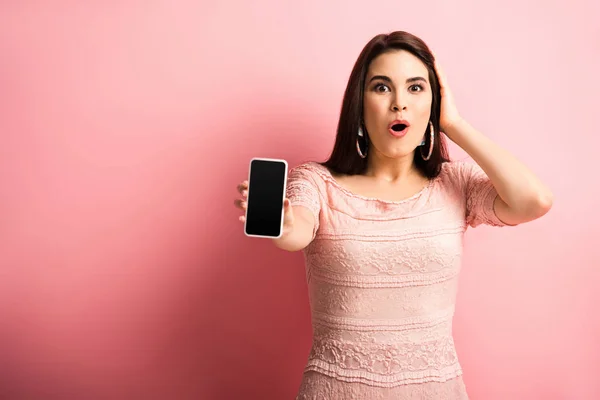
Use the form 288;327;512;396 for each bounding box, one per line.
410;84;425;92
374;83;391;93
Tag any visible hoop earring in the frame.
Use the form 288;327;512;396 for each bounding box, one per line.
356;126;367;158
420;121;434;161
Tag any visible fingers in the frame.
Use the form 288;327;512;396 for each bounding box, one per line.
235;198;247;224
432;59;447;87
430;52;443;77
234;198;247;211
235;180;249;223
237;181;248;195
234;180;248;224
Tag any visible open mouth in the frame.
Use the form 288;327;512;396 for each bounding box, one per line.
391;124;407;132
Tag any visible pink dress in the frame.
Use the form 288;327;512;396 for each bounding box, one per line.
286;161;508;400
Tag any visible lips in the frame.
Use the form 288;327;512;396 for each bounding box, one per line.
388;119;410;137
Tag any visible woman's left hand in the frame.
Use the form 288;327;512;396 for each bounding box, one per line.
433;56;463;135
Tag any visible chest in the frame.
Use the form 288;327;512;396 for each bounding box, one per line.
308;198;467;277
307;229;464;277
333;175;431;202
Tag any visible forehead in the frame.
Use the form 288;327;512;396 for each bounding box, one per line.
366;50;428;81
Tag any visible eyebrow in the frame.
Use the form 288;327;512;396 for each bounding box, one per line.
368;75;428;84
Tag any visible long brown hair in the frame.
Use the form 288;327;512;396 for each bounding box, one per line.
321;31;450;178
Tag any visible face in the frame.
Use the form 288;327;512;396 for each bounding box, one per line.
363;50;432;159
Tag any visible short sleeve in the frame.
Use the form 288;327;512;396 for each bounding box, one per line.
454;161;506;228
286;163;322;237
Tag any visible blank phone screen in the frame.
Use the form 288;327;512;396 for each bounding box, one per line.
245;159;287;237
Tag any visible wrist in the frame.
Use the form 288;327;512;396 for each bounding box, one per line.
443;117;465;135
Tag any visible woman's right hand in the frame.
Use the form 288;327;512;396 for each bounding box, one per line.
234;180;296;235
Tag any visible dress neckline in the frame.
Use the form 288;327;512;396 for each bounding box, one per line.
308;162;437;205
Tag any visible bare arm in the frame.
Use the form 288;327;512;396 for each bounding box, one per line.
433;58;553;226
445;119;554;225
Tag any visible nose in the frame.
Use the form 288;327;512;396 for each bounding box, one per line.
391;93;407;111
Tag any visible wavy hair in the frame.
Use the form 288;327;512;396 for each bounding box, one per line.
321;31;450;178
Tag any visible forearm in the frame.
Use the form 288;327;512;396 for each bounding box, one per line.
446;118;554;216
272;207;314;252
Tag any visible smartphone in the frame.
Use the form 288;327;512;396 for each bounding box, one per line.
244;158;289;238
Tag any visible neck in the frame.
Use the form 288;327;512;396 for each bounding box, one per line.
364;150;421;183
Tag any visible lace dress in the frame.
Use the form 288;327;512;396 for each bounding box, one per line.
286;161;508;399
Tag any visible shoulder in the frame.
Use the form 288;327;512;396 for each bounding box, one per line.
437;160;467;185
435;160;485;196
288;161;330;185
439;159;474;176
290;161;327;173
286;162;327;212
438;159;485;182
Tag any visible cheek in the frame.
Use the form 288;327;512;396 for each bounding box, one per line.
408;97;432;125
363;97;381;124
364;95;388;116
416;93;433;112
364;94;378;108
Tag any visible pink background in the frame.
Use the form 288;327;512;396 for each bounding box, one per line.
1;1;599;399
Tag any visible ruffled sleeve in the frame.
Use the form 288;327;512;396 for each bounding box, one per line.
286;163;322;238
452;161;507;228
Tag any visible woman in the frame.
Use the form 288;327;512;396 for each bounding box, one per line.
234;31;553;399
